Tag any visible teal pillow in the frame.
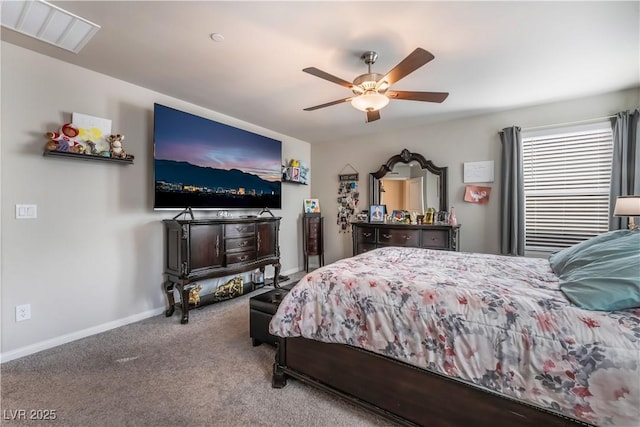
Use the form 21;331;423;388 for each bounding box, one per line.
549;229;634;275
556;231;640;311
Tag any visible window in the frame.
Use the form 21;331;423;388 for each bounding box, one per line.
522;122;613;251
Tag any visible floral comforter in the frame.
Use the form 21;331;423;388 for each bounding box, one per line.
269;247;640;426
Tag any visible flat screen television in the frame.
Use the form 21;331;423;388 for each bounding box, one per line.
153;103;282;210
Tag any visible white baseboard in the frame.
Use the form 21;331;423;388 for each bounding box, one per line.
0;307;165;364
1;268;304;364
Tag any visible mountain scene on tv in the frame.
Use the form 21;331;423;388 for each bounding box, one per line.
155;159;281;209
153;104;282;209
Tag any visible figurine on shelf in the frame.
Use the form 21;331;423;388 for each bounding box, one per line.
107;134;133;159
45;122;81;152
86;140;99;155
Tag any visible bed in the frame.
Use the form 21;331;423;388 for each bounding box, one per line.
269;230;640;426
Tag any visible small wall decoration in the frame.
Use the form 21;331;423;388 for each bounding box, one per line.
339;172;359;182
463;161;494;183
369;205;385;223
72;112;112;152
283;158;310;184
304;198;320;214
464;185;492;204
337;164;360;233
44;113;134;161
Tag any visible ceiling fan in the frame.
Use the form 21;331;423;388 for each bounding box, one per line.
303;48;449;123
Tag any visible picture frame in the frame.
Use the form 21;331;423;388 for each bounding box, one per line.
369;204;385;223
464;185;492;204
303;198;320;214
291;167;300;181
391;210;406;222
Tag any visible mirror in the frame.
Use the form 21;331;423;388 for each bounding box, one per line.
369;149;448;213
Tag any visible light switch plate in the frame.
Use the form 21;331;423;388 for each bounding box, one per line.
16;204;37;219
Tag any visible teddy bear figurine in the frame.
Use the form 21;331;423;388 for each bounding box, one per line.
107;134;132;159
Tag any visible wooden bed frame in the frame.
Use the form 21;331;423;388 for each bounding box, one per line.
272;337;594;427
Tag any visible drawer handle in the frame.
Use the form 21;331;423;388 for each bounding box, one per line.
382;234;391;239
239;255;249;261
236;226;250;232
363;232;372;237
239;240;248;247
404;235;412;240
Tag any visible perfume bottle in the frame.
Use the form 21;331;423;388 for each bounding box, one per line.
449;206;457;226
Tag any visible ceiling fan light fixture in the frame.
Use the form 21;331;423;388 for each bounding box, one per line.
351;92;389;112
377;80;390;93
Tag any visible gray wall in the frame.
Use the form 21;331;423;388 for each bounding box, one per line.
0;43;311;360
2;40;638;361
312;88;640;263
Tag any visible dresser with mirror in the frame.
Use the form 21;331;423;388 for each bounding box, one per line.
352;149;460;255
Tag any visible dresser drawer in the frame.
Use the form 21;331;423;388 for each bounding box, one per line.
422;230;449;249
307;217;321;229
226;250;256;265
307;240;319;253
308;222;320;234
225;223;255;237
356;227;376;243
226;236;255;252
379;229;420;247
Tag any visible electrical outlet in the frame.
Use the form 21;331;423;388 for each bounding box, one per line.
16;304;31;322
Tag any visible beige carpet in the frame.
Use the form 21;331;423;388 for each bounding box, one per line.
0;280;392;427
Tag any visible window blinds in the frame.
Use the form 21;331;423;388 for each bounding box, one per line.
522;123;613;250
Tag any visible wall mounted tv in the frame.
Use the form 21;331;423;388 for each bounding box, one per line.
153;103;282;210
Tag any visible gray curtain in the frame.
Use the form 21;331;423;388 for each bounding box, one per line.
609;109;640;230
499;126;524;255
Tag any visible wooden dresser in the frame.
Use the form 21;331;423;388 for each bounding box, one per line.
351;222;461;255
163;217;281;323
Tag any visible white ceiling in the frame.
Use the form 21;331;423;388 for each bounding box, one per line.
2;1;639;144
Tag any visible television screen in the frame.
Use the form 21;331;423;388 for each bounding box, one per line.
153;104;282;210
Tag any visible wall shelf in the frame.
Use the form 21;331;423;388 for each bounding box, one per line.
43;150;134;164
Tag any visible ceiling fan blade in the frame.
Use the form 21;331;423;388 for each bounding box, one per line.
386;91;449;103
379;48;435;87
366;110;381;123
303;67;353;89
303;97;353;111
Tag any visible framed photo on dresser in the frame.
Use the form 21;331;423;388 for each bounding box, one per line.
369;204;385;223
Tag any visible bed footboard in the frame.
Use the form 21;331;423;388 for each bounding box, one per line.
273;337;592;427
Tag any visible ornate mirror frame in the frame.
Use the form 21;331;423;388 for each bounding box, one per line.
369;149;448;212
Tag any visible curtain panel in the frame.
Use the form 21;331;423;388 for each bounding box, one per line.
609;109;640;230
499;126;524;256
